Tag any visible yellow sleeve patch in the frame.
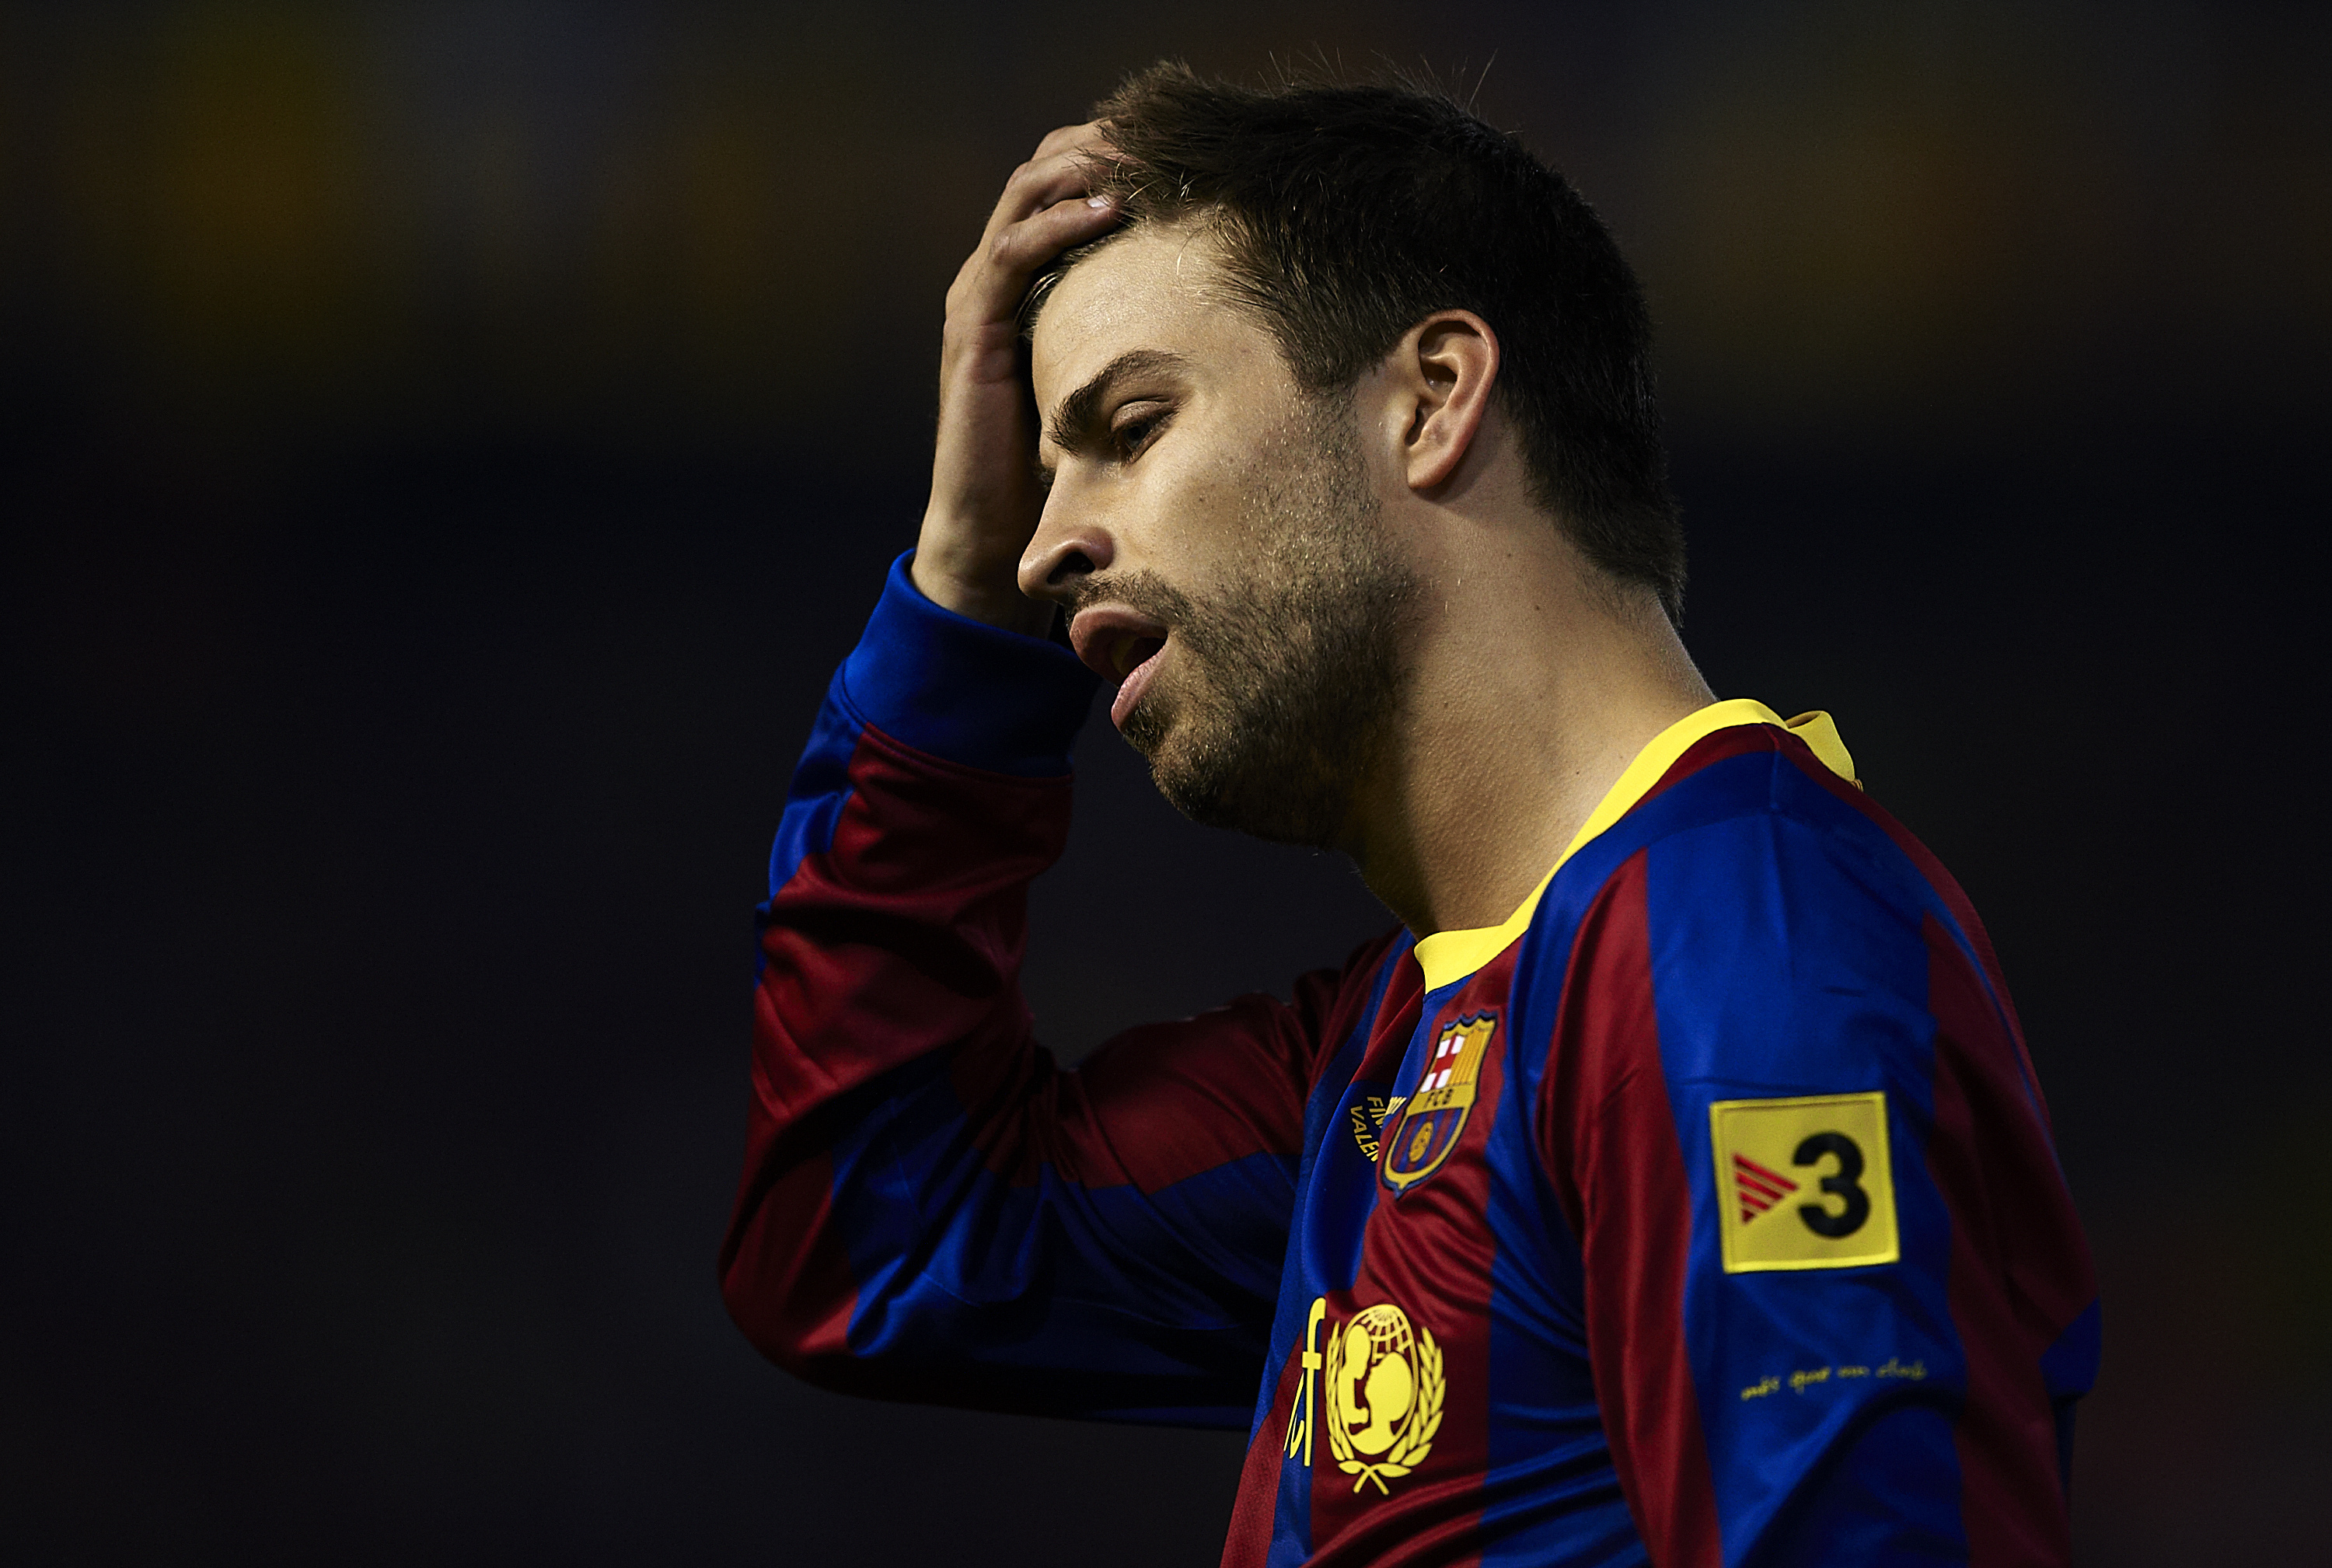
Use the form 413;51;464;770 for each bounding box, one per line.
1709;1091;1899;1273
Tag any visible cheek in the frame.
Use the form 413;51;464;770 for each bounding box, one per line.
1143;439;1272;571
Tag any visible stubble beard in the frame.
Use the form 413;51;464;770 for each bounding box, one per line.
1099;405;1419;850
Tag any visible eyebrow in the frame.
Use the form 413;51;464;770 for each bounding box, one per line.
1041;349;1193;463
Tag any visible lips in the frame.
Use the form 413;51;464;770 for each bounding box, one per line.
1068;606;1171;730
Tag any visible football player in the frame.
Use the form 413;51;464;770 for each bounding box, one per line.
721;64;2096;1566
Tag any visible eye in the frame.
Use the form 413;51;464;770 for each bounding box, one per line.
1109;402;1172;461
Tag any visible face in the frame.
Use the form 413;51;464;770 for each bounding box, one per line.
1024;225;1418;847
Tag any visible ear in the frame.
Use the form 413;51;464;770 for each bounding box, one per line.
1391;311;1499;493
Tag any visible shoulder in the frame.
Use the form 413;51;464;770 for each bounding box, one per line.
1517;723;1999;1092
1604;721;1952;954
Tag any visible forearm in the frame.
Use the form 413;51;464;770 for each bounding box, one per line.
720;554;1092;1378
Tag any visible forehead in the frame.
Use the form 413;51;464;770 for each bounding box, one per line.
1028;224;1283;411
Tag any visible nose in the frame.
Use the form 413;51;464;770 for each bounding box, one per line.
1017;503;1115;603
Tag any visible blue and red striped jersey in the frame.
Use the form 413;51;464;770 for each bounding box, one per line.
722;556;2100;1566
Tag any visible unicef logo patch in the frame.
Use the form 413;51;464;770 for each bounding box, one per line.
1286;1297;1446;1496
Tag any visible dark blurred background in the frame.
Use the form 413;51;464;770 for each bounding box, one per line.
4;2;2323;1563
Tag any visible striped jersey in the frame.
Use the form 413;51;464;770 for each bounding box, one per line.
721;554;2100;1566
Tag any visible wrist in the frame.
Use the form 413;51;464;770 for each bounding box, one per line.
909;534;1053;638
847;552;1097;777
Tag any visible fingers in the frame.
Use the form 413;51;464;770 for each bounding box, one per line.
978;124;1118;240
948;191;1119;325
1030;120;1119;184
989;191;1118;274
1032;119;1105;160
951;131;1124;330
979;139;1116;250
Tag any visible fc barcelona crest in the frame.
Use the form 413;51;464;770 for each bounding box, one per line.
1381;1013;1496;1195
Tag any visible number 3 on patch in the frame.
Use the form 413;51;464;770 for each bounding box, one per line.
1709;1091;1900;1273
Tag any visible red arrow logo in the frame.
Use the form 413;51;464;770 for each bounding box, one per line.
1733;1153;1800;1224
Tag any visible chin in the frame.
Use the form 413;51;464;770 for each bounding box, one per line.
1122;616;1384;852
1143;725;1351;850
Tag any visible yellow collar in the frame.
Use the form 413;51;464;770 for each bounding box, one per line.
1409;700;1858;993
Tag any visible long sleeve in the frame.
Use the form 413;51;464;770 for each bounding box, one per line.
1537;728;2099;1565
719;555;1363;1426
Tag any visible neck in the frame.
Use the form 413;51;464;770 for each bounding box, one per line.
1341;533;1713;937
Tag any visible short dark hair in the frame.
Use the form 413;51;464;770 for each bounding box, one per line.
1040;62;1686;625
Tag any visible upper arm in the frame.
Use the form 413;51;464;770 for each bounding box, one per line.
1542;805;2092;1565
784;950;1371;1427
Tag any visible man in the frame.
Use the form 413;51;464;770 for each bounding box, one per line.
721;64;2098;1566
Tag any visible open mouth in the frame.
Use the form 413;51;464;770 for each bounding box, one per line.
1069;607;1173;730
1103;634;1168;730
1070;608;1170;683
1112;634;1166;680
